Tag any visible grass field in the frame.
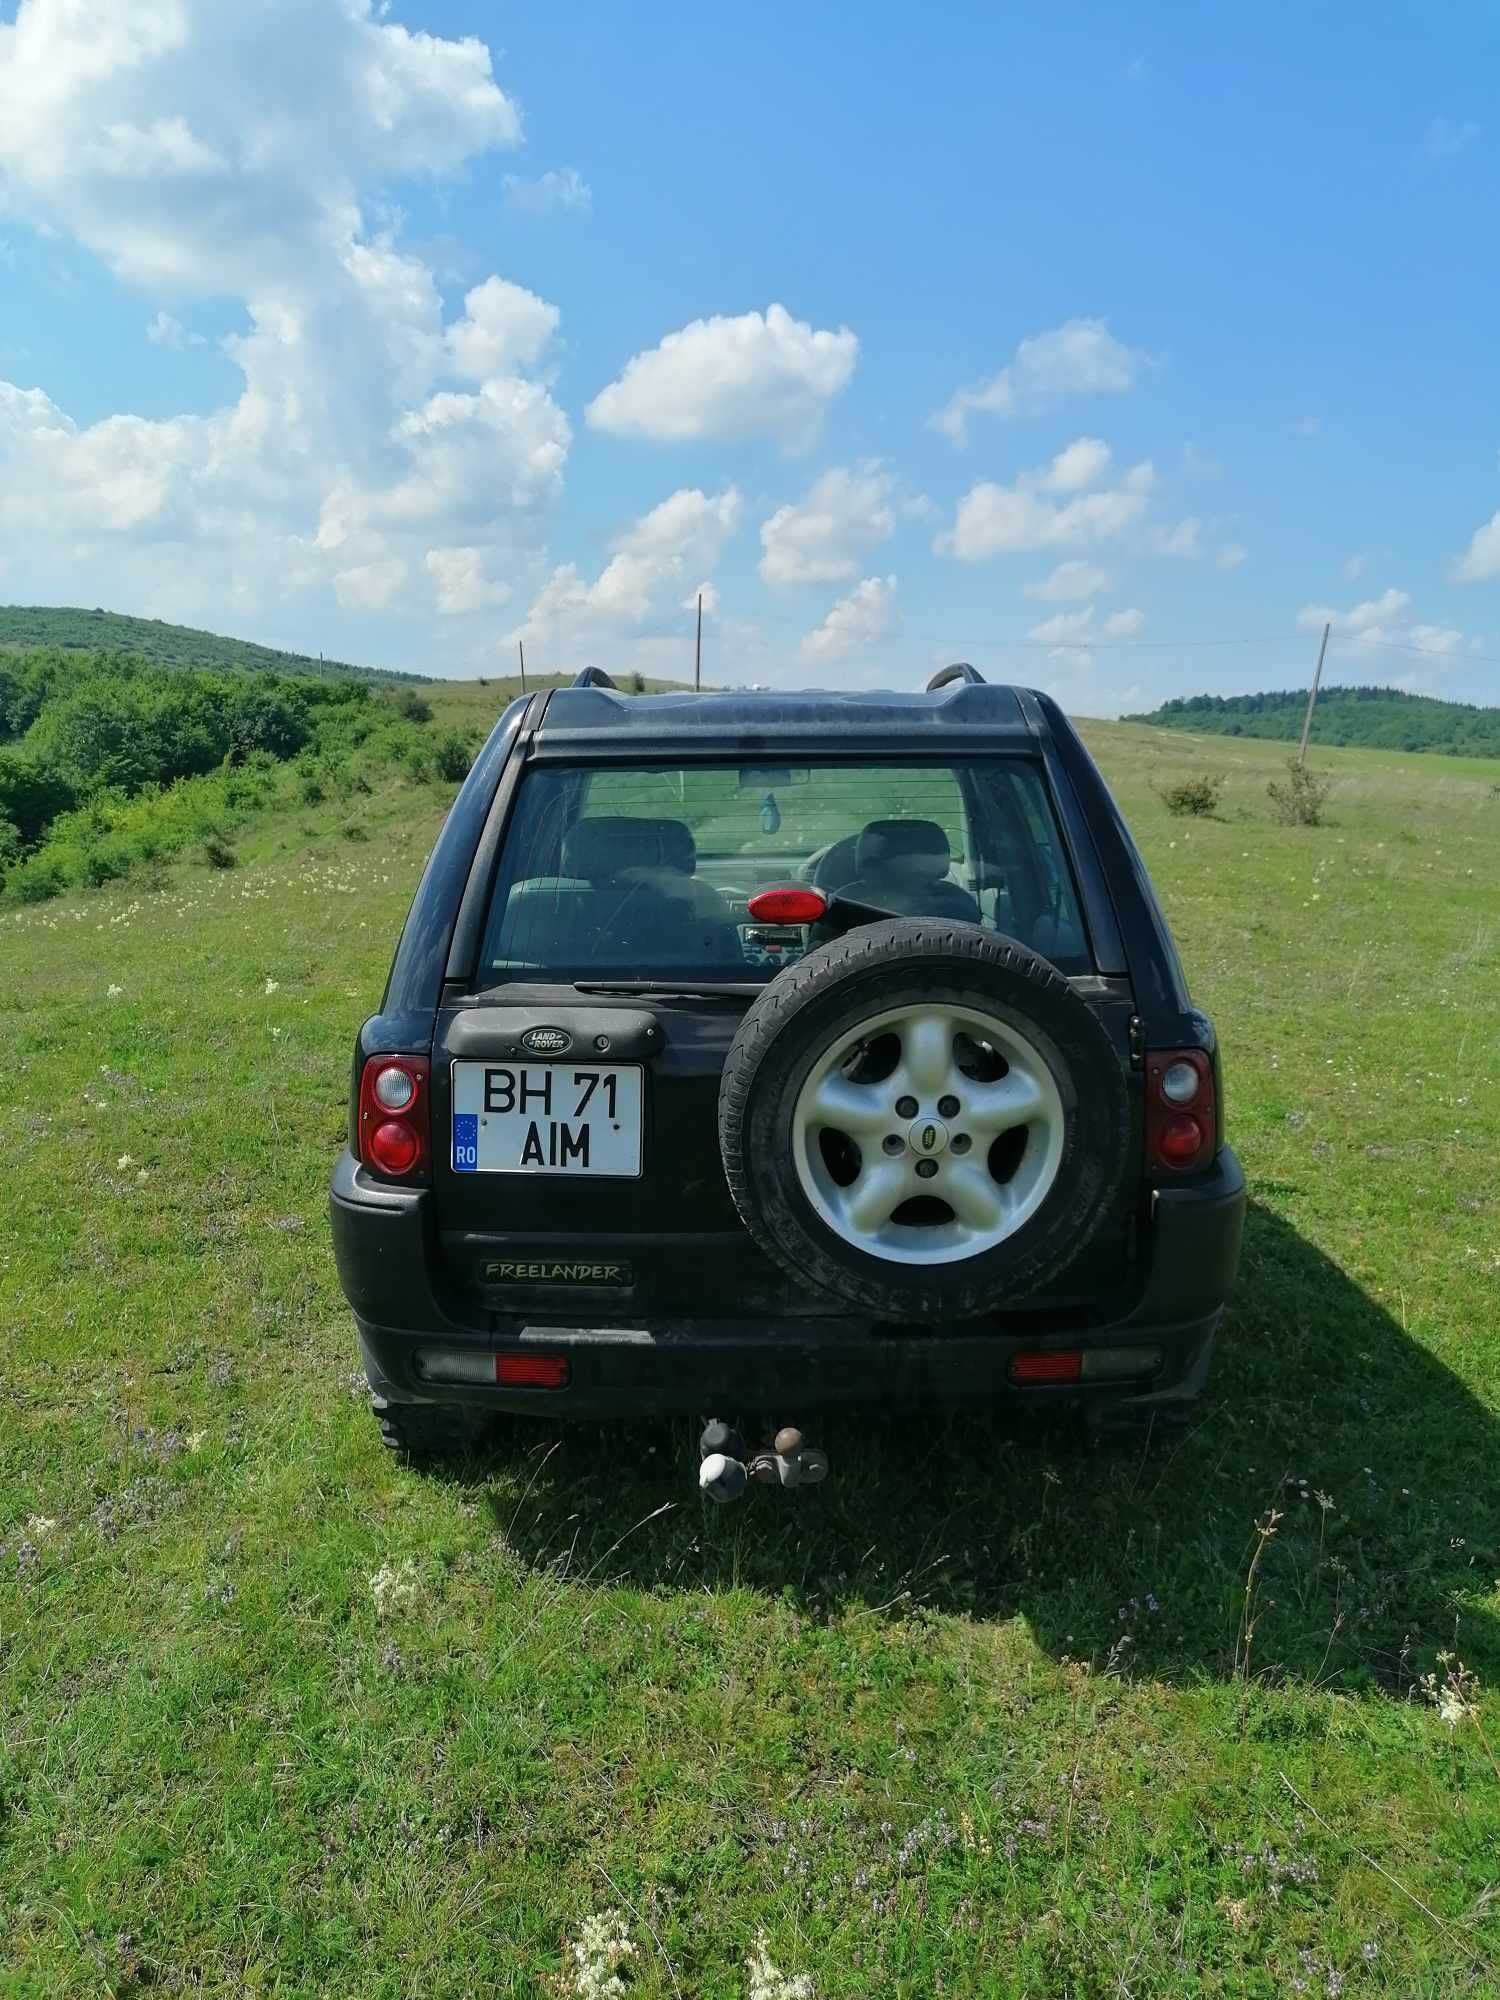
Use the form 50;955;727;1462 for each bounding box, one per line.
3;699;1499;1998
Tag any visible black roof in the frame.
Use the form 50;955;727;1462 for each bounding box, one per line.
533;680;1041;753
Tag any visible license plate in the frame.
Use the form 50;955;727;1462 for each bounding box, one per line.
450;1062;643;1177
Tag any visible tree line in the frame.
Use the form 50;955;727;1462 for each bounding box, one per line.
0;649;467;901
1127;686;1500;758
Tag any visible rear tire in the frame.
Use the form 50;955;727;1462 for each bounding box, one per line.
370;1393;491;1463
719;919;1133;1321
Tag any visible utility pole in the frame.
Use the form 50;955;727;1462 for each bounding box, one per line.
1297;622;1330;767
694;592;703;692
517;638;527;694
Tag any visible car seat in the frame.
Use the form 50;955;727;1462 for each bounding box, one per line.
838;818;981;922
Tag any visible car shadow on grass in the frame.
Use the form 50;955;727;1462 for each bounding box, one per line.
472;1200;1500;1692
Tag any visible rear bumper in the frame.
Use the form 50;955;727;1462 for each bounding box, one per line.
330;1146;1245;1421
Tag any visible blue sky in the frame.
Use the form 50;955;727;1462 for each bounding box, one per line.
1;0;1498;708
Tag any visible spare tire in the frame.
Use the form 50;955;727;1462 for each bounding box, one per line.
718;919;1132;1321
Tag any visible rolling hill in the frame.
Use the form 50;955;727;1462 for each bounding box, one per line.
0;604;424;682
1127;684;1500;757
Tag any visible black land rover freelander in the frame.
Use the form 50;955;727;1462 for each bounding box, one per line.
330;665;1245;1463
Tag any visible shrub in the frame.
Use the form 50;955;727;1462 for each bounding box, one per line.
1267;760;1332;827
201;832;238;869
0;752;76;845
0;814;21;881
298;768;326;804
80;843;131;888
433;732;472;783
341;822;369;842
1160;774;1221;818
624;671;646;695
403;743;434;784
397;690;433;724
7;852;69;903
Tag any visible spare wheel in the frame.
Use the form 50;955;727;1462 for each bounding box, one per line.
718;919;1133;1321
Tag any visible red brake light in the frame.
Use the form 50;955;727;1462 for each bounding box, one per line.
358;1054;431;1182
747;886;828;925
496;1352;569;1388
1011;1350;1083;1384
1145;1049;1216;1174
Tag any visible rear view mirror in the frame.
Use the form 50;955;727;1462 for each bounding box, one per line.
738;766;810;789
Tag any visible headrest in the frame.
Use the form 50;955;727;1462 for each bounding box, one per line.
854;817;952;882
560;815;696;881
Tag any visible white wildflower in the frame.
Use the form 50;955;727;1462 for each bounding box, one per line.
186;1431;207;1453
107;983;123;998
263;978;279;995
563;1909;636;1998
1421;1651;1479;1734
26;1515;60;1539
369;1559;423;1619
748;1934;815;2000
117;1154;135;1170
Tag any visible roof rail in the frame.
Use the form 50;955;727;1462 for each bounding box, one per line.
926;661;986;692
573;666;618;690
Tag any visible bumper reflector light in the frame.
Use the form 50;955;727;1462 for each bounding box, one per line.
1011;1349;1083;1384
416;1348;569;1388
496;1352;569;1388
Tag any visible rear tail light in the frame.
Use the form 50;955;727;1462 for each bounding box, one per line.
1144;1049;1216;1174
747;885;828;925
358;1054;431;1182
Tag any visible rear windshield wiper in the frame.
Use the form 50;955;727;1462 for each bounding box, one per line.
573;980;764;999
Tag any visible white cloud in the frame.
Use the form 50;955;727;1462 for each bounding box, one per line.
1297;587;1410;648
937;441;1154;562
1295;586;1462;659
1424;116;1480;159
502;167;592;217
1153;516;1201;558
585;304;859;449
146;310;203;350
1043;437;1112;492
1101;606;1145;638
444;276;559;380
1408;622;1463;656
1028;608;1095;645
683;581;719;615
0;0;568;633
425;545;510;615
1215;541;1248;570
758;461;895;586
336;557;408;609
932;318;1147;445
1453;511;1500;583
1027;560;1108;602
800;576;897;662
516;486;741;644
1028;603;1144;645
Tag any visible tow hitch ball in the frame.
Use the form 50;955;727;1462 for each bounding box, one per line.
697;1420;828;1503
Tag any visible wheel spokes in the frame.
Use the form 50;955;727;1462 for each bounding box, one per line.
899;1014;952;1098
811;1072;893;1137
842;1161;910;1234
964;1070;1047;1133
942;1163;1007;1234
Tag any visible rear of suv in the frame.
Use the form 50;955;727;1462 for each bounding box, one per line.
330;665;1245;1459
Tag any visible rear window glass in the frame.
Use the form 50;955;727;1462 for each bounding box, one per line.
479;759;1091;984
